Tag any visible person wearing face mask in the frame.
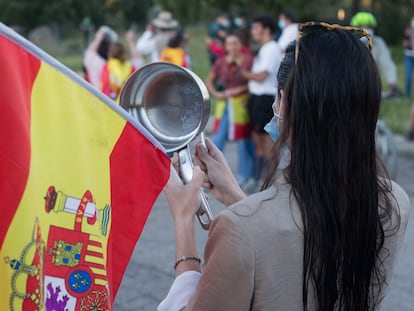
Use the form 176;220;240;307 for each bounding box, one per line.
158;24;410;311
206;13;231;65
275;10;298;55
263;41;295;143
232;13;251;54
351;11;402;99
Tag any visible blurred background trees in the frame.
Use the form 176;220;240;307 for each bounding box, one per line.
1;0;413;45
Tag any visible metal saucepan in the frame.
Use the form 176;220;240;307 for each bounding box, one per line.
119;62;213;230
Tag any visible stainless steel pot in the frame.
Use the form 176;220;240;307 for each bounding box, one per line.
119;62;213;230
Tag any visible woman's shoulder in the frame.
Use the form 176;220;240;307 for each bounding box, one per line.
225;186;282;214
389;179;411;223
262;39;280;52
216;183;301;229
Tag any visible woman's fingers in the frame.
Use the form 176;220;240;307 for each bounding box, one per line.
170;152;180;174
202;180;213;190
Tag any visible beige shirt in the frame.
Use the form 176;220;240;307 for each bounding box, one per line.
160;179;410;310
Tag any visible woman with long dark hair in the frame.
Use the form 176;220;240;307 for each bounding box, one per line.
159;23;410;311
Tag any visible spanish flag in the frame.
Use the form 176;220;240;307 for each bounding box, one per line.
0;23;170;310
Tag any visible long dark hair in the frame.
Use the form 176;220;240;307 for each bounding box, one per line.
264;30;398;310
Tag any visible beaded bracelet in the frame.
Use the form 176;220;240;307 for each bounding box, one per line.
174;255;201;269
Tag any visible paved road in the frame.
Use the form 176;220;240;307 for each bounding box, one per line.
114;142;414;311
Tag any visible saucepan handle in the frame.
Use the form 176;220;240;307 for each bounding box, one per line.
178;144;213;230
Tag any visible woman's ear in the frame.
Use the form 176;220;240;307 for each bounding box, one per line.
275;90;286;120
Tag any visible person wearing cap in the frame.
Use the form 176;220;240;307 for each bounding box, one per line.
351;11;402;99
136;11;179;63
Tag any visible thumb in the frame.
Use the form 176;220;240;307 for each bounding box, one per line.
197;137;223;163
197;138;229;174
196;143;215;168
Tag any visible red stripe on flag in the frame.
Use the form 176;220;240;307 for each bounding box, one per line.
84;261;106;270
0;35;41;249
88;240;103;248
108;122;170;300
94;274;108;281
86;250;104;258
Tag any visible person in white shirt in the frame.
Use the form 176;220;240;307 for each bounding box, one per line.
136;11;179;63
276;10;298;54
83;26;142;91
241;15;282;188
83;26;118;89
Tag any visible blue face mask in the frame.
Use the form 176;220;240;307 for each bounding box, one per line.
264;116;279;141
278;19;286;30
234;18;243;27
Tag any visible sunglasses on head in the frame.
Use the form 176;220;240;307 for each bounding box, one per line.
295;21;373;63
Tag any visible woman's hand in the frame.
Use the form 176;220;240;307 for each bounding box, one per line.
213;90;227;100
164;157;203;276
194;138;246;206
164;158;204;224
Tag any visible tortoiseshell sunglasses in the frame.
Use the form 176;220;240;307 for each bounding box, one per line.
295;21;373;64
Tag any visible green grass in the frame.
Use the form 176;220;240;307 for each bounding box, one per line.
380;45;412;134
56;55;83;72
186;24;210;79
52;25;412;135
380;98;412;134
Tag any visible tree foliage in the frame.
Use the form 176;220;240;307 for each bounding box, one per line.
0;0;412;44
0;0;152;34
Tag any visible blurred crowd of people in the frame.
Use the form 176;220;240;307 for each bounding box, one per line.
204;11;298;192
81;8;414;171
82;10;189;102
204;10;414;195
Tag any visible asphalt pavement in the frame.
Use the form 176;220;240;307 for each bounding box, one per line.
113;135;414;311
